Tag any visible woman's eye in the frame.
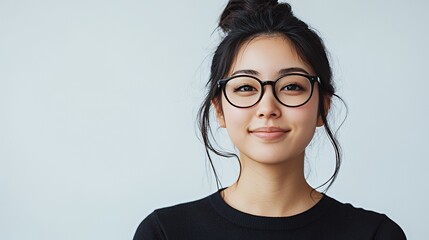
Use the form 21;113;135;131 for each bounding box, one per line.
283;84;303;91
234;85;257;92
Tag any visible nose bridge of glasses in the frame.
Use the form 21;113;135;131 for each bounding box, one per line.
260;80;279;96
261;80;276;88
260;80;276;95
259;80;278;102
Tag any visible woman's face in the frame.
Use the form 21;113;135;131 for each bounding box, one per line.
215;35;324;166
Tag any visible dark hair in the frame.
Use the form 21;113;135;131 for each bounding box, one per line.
197;0;344;191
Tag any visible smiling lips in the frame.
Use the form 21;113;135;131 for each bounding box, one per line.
249;127;290;140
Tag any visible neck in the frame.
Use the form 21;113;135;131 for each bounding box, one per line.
222;152;322;217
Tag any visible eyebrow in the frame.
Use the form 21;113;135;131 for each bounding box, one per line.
231;67;310;76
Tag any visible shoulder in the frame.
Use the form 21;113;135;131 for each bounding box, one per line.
133;210;165;240
133;194;215;240
323;196;406;240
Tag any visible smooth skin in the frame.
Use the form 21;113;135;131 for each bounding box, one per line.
214;34;327;217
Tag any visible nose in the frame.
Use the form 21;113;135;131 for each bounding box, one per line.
255;85;281;118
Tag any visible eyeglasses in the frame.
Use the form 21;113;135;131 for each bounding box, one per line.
217;73;320;108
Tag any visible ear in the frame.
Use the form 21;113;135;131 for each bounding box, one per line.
317;96;331;127
212;99;226;128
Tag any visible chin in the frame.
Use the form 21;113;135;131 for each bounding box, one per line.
241;151;303;166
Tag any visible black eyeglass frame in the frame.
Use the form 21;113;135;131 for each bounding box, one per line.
217;73;321;108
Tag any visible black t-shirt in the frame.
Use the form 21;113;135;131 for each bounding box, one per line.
134;190;406;240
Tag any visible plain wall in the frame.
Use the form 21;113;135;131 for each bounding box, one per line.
1;0;427;239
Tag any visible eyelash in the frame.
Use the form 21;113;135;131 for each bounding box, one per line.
282;83;305;91
234;85;258;92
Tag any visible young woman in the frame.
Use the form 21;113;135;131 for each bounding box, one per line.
134;1;406;239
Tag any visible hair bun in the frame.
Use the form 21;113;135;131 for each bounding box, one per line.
219;0;278;32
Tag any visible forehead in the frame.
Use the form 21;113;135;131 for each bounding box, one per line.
230;34;314;76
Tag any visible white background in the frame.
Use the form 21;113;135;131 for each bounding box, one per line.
1;0;427;239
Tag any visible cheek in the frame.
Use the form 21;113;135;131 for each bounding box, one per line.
221;98;251;142
222;101;249;129
295;86;320;121
287;94;320;141
291;103;319;126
